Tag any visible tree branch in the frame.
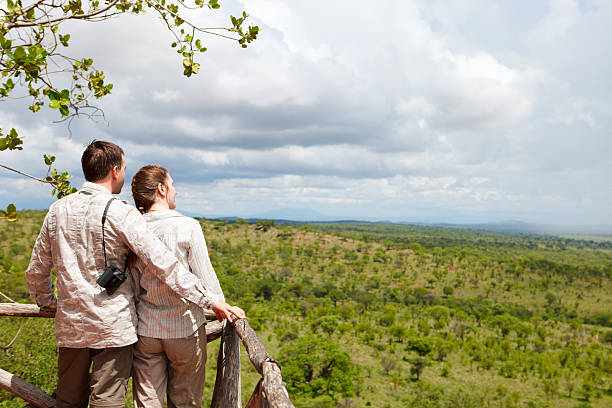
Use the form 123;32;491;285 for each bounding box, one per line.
7;0;122;29
22;0;47;15
148;0;240;41
0;163;54;184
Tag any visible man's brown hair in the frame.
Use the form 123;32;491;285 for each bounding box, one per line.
131;164;169;214
81;140;124;182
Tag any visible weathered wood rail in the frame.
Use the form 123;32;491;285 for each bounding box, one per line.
0;303;294;408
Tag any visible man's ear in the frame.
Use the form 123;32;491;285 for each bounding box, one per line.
111;166;119;179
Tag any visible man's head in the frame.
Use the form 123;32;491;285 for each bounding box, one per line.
81;141;125;194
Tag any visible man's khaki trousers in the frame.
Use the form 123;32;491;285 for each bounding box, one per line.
56;345;133;408
132;324;207;408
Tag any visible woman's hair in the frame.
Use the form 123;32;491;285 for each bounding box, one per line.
131;164;169;214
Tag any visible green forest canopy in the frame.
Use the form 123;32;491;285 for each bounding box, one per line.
1;214;611;407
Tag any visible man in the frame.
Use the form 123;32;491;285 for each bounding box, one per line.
25;141;244;408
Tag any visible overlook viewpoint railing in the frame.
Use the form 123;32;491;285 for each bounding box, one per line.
0;303;294;408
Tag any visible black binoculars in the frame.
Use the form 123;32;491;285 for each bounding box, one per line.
96;265;127;295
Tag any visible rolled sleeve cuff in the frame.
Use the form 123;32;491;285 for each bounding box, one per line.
199;292;217;310
37;294;58;309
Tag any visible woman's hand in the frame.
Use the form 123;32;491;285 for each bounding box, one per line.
212;300;246;322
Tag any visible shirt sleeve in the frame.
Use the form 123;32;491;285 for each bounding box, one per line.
187;220;225;305
126;253;142;302
25;213;57;309
114;206;217;309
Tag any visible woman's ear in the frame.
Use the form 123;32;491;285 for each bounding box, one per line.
157;182;166;198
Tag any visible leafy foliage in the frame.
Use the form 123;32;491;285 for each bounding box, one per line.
0;203;17;221
280;335;360;400
1;0;258;121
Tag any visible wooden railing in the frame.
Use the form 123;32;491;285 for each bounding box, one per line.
0;303;294;408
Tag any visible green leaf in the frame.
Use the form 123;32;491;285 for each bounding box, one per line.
59;104;69;116
59;89;70;100
0;36;12;50
0;128;24;151
59;34;70;46
44;154;56;166
27;45;38;57
49;100;60;109
13;46;26;60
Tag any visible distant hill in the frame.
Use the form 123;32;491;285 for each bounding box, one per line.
252;207;335;221
206;212;612;236
407;220;612;235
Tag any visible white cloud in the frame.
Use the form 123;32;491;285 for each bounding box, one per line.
152;90;181;102
188;150;230;166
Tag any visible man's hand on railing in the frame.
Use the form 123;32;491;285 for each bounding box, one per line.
40;304;57;312
212;300;246;322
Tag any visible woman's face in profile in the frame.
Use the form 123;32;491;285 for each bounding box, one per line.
165;174;177;210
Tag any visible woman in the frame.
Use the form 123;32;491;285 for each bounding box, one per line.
130;164;244;408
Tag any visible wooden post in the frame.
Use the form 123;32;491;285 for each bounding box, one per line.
0;303;55;318
231;319;295;408
245;379;264;408
0;303;217;321
232;318;269;374
261;361;294;408
205;320;223;343
0;303;223;344
0;368;55;408
210;320;241;408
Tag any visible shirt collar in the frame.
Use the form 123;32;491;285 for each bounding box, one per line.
143;209;183;221
81;182;113;196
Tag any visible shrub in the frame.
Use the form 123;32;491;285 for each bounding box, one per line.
311;315;336;336
279;335;361;399
405;337;433;356
585;312;612;327
409;356;428;380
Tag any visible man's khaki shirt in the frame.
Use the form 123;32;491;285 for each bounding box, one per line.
25;182;216;348
132;210;225;339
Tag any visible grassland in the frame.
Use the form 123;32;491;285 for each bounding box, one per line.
1;212;611;407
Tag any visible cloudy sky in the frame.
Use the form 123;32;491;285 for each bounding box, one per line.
1;0;611;227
